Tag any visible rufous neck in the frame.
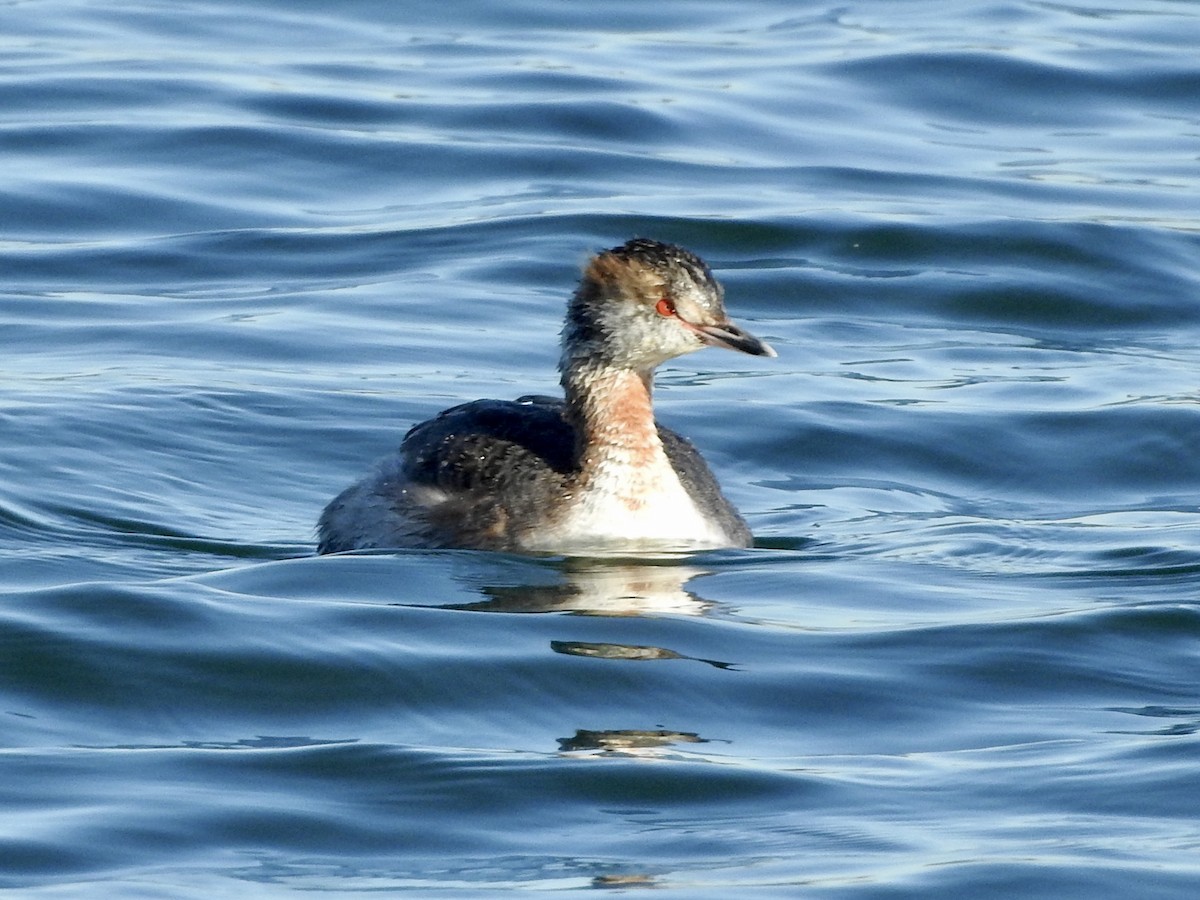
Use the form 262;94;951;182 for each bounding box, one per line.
561;363;660;467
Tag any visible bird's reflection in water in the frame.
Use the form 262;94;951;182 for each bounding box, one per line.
448;557;715;616
557;728;706;753
592;873;656;889
551;640;736;670
454;558;739;666
446;556;739;767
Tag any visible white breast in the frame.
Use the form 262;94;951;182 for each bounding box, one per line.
518;448;733;553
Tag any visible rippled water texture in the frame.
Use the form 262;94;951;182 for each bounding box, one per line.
3;1;1200;896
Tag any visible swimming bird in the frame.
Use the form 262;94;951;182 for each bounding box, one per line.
317;238;775;554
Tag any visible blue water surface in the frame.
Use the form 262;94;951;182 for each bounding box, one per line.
3;1;1200;896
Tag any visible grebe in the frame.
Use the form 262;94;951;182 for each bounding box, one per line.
317;238;775;555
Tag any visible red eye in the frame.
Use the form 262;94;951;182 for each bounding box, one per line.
655;297;676;317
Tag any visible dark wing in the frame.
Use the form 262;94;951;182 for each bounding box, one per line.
395;397;577;549
401;397;576;487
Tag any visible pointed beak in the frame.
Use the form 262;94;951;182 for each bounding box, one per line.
690;320;777;358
